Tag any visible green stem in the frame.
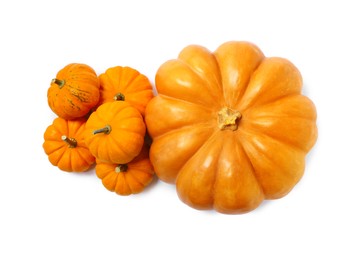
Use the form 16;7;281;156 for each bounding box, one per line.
51;78;66;88
93;125;112;135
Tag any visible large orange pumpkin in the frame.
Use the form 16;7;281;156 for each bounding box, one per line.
47;63;100;120
95;145;154;195
98;66;154;116
43;117;95;172
145;41;318;214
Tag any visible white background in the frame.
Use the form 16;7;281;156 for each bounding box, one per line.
1;0;360;259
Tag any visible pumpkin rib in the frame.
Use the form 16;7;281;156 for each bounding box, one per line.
156;94;213;110
241;95;317;152
111;104;139;119
239;126;305;154
129;164;153;173
178;45;223;96
116;67;140;93
100;66;144;94
130;170;153;186
43;128;61;143
62;92;80;115
124;88;153;96
115;67;125;90
213;134;264;213
219;60;263;109
68;88;92;104
243;94;317;120
57;150;72;170
111;116;146;132
206;131;226;206
123;73;151;93
68;119;86;137
107;131;143;162
76;147;96;165
241;93;299;113
158;94;215;113
114;173;132;195
156;93;216;111
243;118;317;153
238;128;306;199
150;124;215;183
156;60;222;108
240;91;316;119
44;140;66;154
214;41;265;108
233;135;264;195
145;95;216;139
181;129;221;168
103;139;127;164
124;172;144;193
152;122;215;142
86;110;103;127
107;133;133;159
68;84;93;94
113;124;145;135
52;118;68;135
113;171;122;192
48;146;68;165
69;151;85;172
176;130;223;209
245;112;317;122
103;170;119;191
177;59;223;106
94;161;109;179
237;57;302;112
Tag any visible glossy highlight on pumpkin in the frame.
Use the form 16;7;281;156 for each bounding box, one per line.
145;41;318;214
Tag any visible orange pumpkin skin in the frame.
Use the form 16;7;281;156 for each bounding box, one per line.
95;145;154;195
47;63;100;120
145;41;318;214
98;66;154;116
43;117;95;172
84;101;146;164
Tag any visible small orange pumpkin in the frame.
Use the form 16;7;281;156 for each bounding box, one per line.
98;66;154;116
95;145;154;195
43;117;95;172
47;63;100;120
84;101;146;164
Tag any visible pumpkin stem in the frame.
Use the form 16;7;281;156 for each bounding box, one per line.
93;125;112;135
217;107;242;131
114;93;125;101
61;135;77;148
51;78;66;88
115;164;128;173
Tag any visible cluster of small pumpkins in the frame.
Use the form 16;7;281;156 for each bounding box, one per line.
43;63;155;195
